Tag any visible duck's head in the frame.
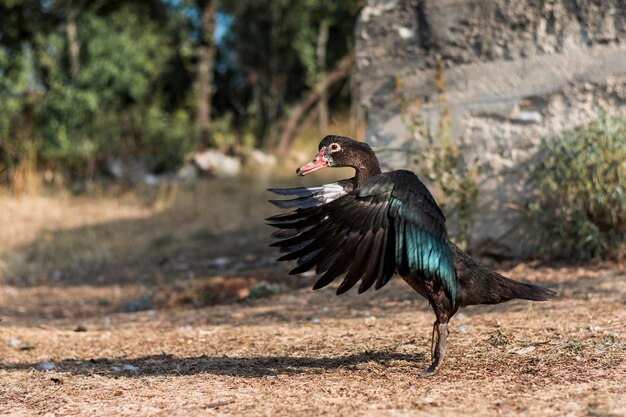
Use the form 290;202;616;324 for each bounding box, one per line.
296;135;381;177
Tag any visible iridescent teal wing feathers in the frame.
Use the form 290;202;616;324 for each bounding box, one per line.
360;171;456;302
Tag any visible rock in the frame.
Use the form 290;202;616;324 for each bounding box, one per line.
106;158;125;180
143;174;161;187
192;150;241;177
247;149;277;167
176;162;199;181
105;156;151;184
39;361;56;371
122;364;139;372
206;257;230;269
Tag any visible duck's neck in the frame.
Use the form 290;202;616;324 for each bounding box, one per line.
352;156;382;189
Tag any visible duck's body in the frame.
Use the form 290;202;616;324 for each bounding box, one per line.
267;135;556;376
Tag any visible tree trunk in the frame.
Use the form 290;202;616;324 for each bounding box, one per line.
262;3;284;149
316;19;330;134
196;0;217;146
277;53;353;157
66;7;81;81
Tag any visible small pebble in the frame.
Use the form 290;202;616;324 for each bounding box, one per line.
122;364;139;372
39;361;56;371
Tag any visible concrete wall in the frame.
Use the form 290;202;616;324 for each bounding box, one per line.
355;0;626;257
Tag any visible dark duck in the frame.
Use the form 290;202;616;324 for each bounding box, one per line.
267;135;557;376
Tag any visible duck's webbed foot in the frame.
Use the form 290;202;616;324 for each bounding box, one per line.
419;322;448;377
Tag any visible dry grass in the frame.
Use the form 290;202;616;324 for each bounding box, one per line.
0;177;280;286
0;177;625;416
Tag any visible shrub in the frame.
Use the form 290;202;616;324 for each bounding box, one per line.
131;104;195;174
528;114;626;260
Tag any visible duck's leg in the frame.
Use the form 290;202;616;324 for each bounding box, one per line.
419;321;449;377
430;320;439;357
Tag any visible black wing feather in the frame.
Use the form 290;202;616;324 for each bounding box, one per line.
313;238;359;289
267;170;456;300
357;228;385;293
337;234;374;294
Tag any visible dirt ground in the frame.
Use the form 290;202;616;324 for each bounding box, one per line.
0;179;625;416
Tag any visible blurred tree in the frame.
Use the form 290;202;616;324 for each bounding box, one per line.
0;0;363;186
40;2;180;176
220;0;362;149
195;0;217;146
0;0;59;190
0;0;194;183
316;17;330;133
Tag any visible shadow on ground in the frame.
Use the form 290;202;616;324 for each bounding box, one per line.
1;351;425;378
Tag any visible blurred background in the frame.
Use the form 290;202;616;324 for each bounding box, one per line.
0;0;364;187
0;0;624;318
0;0;366;317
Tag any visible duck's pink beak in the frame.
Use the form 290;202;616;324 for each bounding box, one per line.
296;149;328;176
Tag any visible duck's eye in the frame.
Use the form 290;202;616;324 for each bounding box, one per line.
329;143;341;152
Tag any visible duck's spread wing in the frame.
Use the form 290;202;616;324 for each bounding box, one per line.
267;171;456;300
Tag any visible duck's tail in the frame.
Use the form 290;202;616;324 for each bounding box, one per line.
449;242;558;307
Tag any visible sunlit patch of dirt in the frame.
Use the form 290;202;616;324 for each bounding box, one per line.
1;261;624;416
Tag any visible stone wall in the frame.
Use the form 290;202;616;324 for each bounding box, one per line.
355;0;626;257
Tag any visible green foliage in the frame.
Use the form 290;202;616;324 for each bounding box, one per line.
37;83;99;173
133;105;195;174
0;2;192;182
0;48;28;136
528;114;626;260
78;8;172;108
